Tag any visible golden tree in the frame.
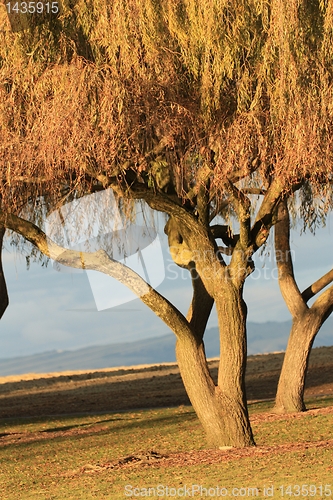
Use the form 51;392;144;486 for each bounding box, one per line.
0;0;332;447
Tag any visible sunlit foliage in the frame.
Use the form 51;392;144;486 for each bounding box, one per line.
0;0;332;217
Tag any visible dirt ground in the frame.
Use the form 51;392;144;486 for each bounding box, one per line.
0;345;332;420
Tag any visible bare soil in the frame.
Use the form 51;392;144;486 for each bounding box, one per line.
0;345;332;420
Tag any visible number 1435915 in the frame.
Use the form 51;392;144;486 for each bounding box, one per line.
279;484;332;497
6;2;59;14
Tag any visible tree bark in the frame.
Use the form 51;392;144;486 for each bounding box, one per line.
274;313;319;413
165;216;255;447
0;226;9;319
216;283;254;446
176;281;255;448
273;200;333;413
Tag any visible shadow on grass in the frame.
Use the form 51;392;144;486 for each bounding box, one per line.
0;359;332;420
0;408;199;449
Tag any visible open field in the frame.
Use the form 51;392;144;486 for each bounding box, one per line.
0;346;332;499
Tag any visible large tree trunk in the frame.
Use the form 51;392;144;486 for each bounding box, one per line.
176;283;255;448
0;226;9;319
165;210;255;448
216;283;254;446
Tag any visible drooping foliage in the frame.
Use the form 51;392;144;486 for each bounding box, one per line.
0;0;332;217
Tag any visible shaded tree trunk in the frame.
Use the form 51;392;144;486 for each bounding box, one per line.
274;313;320;413
273;201;333;413
0;226;9;319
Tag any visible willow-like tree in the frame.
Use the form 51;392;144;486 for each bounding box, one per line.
273;200;333;414
0;1;332;447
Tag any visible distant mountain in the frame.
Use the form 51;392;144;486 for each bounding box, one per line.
0;319;331;376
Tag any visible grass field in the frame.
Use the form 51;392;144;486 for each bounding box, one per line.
0;396;332;499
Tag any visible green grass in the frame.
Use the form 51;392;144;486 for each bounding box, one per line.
0;399;332;499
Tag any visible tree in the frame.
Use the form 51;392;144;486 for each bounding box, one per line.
0;227;9;319
273;200;333;413
1;0;333;447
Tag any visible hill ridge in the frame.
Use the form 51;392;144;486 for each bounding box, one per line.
0;319;331;377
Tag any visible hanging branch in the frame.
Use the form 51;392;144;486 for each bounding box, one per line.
274;200;308;317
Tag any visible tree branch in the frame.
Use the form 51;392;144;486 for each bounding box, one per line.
221;180;254;284
82;160;227;260
0;211;195;341
196;181;210;227
302;268;333;303
209;199;229;222
274;201;333;323
241;188;266;195
186;265;214;341
210;224;239;259
100;176;196;226
227;157;261;184
251;178;285;249
311;284;333;324
210;225;239;245
225;179;251;249
1;176;52;183
274;200;308;317
192;163;212;227
83;164;117;188
0;226;9;319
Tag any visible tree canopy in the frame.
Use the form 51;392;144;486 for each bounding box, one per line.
1;0;332;216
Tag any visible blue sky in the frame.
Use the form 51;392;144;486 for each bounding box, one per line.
0;207;332;359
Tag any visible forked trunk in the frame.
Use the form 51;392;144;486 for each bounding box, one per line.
274;313;322;413
273;200;333;414
175;284;255;448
